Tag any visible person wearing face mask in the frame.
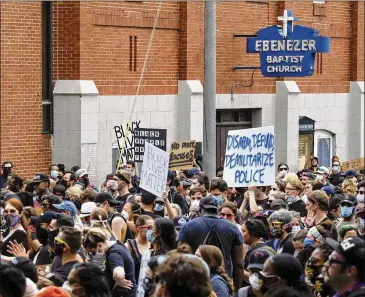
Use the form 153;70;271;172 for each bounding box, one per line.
258;254;312;297
45;227;82;286
328;160;344;187
0;161;13;189
112;170;133;211
126;215;153;283
303;225;330;249
284;179;307;217
356;181;365;204
49;164;60;182
6;175;23;194
153;197;165;217
60;171;77;189
268;211;295;255
63;263;112;297
1;198;32;257
336;194;357;237
32;173;51;208
53;200;84;232
210;179;229;207
188;186;206;219
47;214;74;254
83;228;136;297
354;204;365;241
79;202;97;228
234;248;275;297
148;218;177;257
304;243;335;297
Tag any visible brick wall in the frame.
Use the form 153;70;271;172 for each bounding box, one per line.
0;2;51;179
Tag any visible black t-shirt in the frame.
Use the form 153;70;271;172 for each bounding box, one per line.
288;199;307;217
1;229;27;257
33;244;53;265
243;242;269;270
178;216;243;277
49;259;78;286
169;191;189;215
105;241;136;297
116;193;133;212
141;210;161;220
277;233;295;255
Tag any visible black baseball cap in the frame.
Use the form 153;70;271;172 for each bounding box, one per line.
32;173;50;183
53;184;66;196
37;211;57;224
326;237;365;272
41;194;62;205
341;194;357;206
247;248;276;270
94;192;121;205
173;215;189;230
199;195;218;210
270;199;286;209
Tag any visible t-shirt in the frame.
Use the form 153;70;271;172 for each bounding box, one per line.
243;242;269;270
33;244;53;265
50;260;78;285
211;274;230;297
277;233;295;255
0;229;27;257
288;199;307;217
116;193;133;212
105;241;136;297
169;191;189;215
177;216;243;277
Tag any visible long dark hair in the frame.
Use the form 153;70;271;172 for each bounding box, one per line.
154;218;177;255
72;263;111;297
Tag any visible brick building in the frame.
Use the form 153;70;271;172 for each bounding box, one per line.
0;1;364;183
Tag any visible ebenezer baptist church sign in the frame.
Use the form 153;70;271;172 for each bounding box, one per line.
247;10;330;77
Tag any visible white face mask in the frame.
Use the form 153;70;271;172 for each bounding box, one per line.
121;210;129;221
249;273;260;290
316;175;324;182
191;200;200;207
332;165;340;172
292;225;301;233
357;194;364;204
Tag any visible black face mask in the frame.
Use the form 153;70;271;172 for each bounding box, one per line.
8;184;19;193
47;229;59;247
83;178;90;187
54;243;65;256
3;167;12;176
36;227;49;244
57;179;68;188
142;277;156;297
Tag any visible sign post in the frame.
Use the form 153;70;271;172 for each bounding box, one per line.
223;126;275;187
247;10;330;77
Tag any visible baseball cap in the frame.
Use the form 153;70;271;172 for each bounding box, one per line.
79;202;97;218
32;173;50;183
354;203;365;217
115;169;131;184
41;194;62;205
94;192;121;206
155;196;165;204
173;215;189;230
53;201;78;216
317;166;329;175
322;186;335;197
11;257;38;283
53;184;66;197
37;211;57;224
76;169;88;178
341;194;357;206
329;196;342;210
326;237;365;272
199;195;218;210
106;173;114;181
247;248;276;270
346;170;357;177
270;199;286;209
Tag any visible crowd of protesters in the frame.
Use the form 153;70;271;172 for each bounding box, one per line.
0;156;364;297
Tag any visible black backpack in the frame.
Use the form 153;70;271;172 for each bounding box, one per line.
202;218;225;252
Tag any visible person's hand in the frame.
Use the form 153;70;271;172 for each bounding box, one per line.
162;190;168;202
305;210;315;227
115;278;133;289
248;186;257;192
7;240;28;258
37;267;46;277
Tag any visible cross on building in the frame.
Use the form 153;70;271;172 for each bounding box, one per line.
278;10;298;38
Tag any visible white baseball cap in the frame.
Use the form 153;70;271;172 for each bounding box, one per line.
317;166;329;175
76;168;88;178
79;202;97;218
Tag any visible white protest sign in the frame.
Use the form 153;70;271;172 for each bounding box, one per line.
140;141;169;197
223;126;275;187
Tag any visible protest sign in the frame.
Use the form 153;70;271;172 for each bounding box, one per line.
223;126;275;187
140;142;169;197
341;157;364;173
169;140;196;170
114;121;141;163
134;128;167;162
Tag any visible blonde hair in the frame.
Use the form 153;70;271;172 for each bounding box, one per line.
342;178;357;195
66;186;82;198
283;172;299;184
90;208;115;239
288;178;303;192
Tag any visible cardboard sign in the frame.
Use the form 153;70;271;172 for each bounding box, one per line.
140;142;169;197
134;128;167;162
223;126;275;187
114;121;141;163
169;140;196;170
341;157;364;173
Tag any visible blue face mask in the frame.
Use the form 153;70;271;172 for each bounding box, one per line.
359;218;365;229
146;229;155;243
340;206;354;218
154;204;164;212
303;238;315;247
213;195;223;206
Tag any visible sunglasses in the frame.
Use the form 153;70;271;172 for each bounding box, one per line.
326;257;348;267
41;203;50;207
279;167;288;171
220;212;234;218
55;237;70;248
138;225;153;230
270;221;284;228
357;191;364;195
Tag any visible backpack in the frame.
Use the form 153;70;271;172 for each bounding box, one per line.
238;286;251;297
202;218;226;257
